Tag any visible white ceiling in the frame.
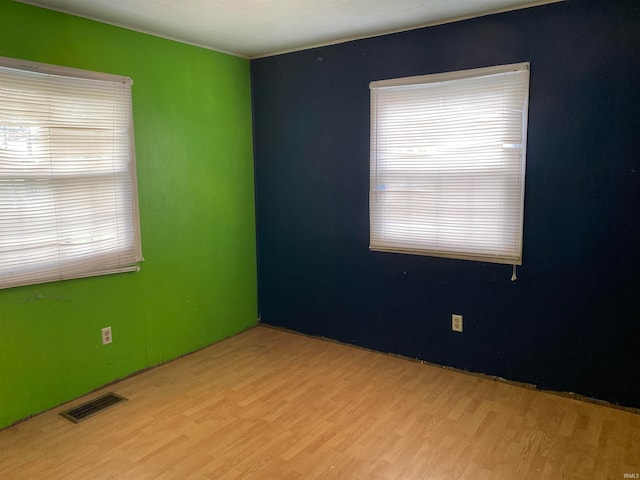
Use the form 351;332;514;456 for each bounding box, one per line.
17;0;560;58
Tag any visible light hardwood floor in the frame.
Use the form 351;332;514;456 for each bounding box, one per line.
1;325;639;479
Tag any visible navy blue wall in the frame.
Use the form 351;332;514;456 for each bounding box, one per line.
251;0;640;408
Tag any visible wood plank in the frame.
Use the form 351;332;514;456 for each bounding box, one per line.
0;325;638;479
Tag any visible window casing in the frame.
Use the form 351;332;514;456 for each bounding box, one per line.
0;57;142;289
369;63;530;265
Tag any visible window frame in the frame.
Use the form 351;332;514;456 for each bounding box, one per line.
0;56;143;290
369;62;530;265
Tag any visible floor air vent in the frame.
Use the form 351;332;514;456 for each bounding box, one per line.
60;392;127;424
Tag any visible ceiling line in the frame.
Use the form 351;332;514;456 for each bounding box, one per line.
15;0;564;59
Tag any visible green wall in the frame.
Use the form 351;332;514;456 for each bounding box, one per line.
0;0;257;429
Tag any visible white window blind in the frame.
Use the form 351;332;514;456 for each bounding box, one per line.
370;62;529;265
0;57;142;290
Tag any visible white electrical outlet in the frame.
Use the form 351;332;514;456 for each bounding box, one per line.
452;314;463;332
101;326;112;345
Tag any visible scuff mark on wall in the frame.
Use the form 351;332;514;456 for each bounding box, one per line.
24;294;72;303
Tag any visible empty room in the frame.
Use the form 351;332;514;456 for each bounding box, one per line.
0;0;639;478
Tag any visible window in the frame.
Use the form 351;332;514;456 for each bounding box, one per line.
369;62;529;265
0;56;142;290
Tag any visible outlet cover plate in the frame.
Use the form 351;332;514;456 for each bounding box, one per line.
101;326;112;345
452;314;463;332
